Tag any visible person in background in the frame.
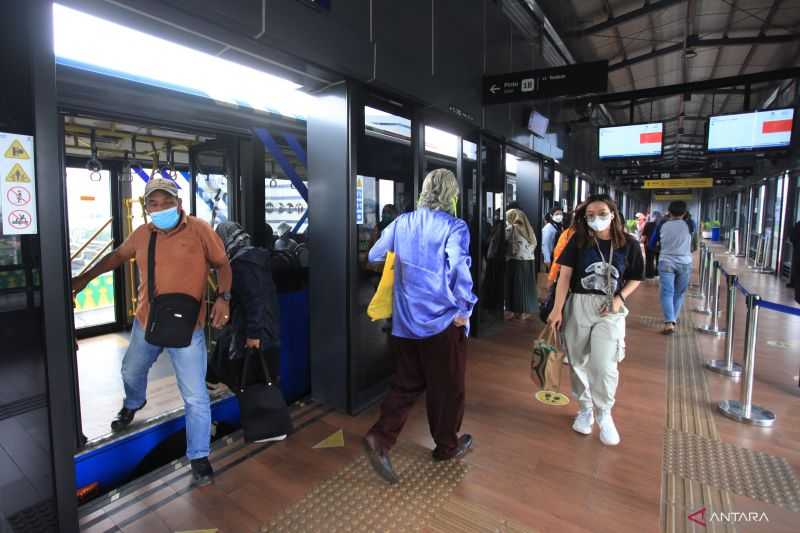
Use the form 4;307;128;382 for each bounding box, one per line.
635;212;647;238
541;206;565;272
212;223;283;443
649;201;695;334
505;208;538;320
787;220;799;296
641;211;662;279
363;169;477;484
548;194;644;446
71;178;232;486
371;204;399;244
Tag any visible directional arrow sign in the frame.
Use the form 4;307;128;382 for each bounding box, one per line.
483;60;608;105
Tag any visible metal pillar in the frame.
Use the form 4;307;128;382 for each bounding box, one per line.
718;294;776;426
698;260;724;335
705;274;743;377
743;188;754;259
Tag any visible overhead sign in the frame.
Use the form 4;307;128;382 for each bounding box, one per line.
482;60;608;105
654;194;694;201
643;177;713;189
1;132;37;235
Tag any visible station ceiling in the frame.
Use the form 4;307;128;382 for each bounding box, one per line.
537;0;800;166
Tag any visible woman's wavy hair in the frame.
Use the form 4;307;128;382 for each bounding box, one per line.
572;194;628;249
418;168;459;214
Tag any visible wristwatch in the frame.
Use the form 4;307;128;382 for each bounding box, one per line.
218;291;232;302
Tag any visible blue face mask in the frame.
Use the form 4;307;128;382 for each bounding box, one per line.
150;206;180;230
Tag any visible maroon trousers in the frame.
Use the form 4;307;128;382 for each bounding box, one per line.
367;324;467;458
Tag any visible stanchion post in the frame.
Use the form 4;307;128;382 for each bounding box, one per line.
718;294;776;426
695;250;713;314
694;243;707;291
698;260;724;335
705;274;742;377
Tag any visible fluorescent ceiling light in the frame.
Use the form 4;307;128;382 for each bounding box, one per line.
425;126;458;158
364;106;411;139
53;4;309;119
506;153;519;174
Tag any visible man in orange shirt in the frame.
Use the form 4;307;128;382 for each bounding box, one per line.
72;178;232;486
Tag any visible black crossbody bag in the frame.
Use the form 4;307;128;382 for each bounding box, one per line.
144;231;202;348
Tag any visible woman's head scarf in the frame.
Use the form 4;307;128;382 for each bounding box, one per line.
506;208;536;245
215;221;254;262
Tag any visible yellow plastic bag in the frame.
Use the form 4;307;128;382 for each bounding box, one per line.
367;252;395;321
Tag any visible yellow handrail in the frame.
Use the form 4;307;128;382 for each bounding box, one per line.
70;218;112;261
78;240;114;276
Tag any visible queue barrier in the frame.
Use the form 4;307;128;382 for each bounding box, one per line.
697;255;800;427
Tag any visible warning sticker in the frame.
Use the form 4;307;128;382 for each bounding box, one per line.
1;132;37;235
7;210;32;230
5;163;31;183
7;187;31;206
4;139;30;160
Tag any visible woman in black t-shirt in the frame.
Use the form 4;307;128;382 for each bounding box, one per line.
548;194;644;446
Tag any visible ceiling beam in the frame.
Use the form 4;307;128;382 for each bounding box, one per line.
608;34;800;72
565;0;685;37
567;66;800;105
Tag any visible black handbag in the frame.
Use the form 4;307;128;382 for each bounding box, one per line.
237;348;293;443
144;231;202;348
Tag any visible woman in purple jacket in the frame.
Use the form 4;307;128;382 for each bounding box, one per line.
362;168;478;484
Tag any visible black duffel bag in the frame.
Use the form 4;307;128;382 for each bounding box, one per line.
237;348;293;443
145;232;201;348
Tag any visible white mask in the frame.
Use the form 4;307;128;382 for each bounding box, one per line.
588;214;613;232
552;214;563;223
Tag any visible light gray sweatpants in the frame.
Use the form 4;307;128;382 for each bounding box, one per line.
562;293;628;412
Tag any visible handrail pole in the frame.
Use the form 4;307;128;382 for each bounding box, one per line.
69;218;112;261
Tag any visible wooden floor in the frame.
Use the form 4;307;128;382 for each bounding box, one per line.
79;253;800;533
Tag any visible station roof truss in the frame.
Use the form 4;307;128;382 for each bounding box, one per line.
537;0;800;167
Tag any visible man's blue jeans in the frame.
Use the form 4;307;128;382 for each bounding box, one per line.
122;321;210;460
658;261;692;323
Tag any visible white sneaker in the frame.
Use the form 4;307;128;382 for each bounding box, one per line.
596;410;620;446
253;434;288;444
572;408;594;435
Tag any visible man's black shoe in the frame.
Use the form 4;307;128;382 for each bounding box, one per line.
433;434;473;462
190;458;214;487
110;402;146;432
362;434;399;484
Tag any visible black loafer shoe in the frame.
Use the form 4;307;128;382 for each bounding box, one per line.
433;434;473;462
110;401;146;432
190;458;214;487
363;434;399;484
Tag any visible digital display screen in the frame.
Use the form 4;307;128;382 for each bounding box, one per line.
707;108;794;152
598;122;663;159
527;111;549;136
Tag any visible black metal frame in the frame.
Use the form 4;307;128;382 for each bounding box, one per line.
64;155;127;339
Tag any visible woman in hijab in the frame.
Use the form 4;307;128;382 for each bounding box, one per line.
212;223;281;406
505;208;538;320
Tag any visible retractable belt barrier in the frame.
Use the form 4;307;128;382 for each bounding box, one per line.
697;255;800;427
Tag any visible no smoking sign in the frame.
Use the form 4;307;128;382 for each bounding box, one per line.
7;186;31;206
